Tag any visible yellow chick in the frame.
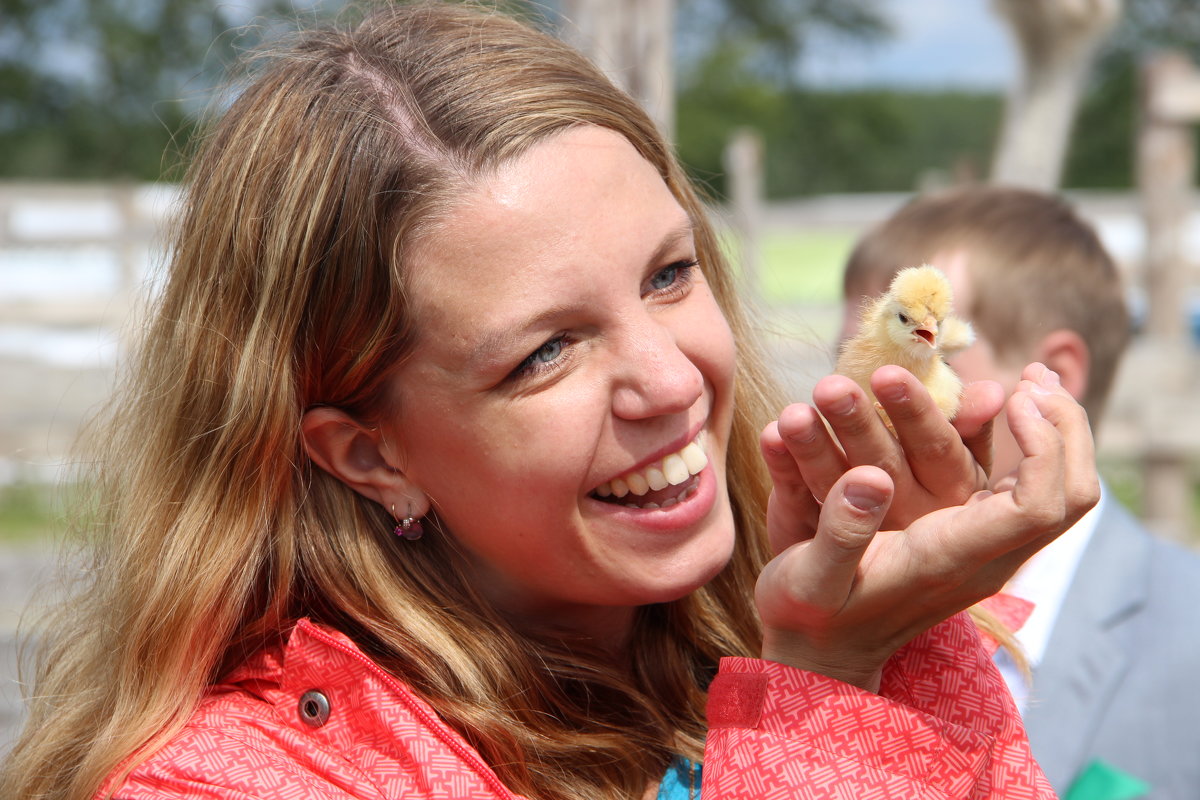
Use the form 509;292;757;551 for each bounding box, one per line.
836;265;974;427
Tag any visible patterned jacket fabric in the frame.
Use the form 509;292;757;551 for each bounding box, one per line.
105;613;1052;799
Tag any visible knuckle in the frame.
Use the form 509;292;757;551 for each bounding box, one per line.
869;449;904;476
914;434;958;463
833;409;875;439
1068;477;1101;518
1026;498;1068;534
825;525;873;556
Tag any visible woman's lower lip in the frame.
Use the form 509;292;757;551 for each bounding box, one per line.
587;464;717;531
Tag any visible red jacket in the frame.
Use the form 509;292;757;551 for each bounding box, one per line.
106;612;1052;799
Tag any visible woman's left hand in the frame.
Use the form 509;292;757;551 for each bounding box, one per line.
759;365;1004;554
754;364;1099;690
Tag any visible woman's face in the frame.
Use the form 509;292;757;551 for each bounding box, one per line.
385;125;737;637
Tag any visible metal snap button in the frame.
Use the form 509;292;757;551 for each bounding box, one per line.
298;690;330;727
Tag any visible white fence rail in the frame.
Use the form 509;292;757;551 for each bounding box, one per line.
0;182;1197;530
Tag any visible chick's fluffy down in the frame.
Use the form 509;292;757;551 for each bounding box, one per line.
836;265;972;424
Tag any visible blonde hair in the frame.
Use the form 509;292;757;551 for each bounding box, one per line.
2;4;783;800
844;185;1131;423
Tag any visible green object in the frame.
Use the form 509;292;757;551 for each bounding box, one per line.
1063;760;1150;800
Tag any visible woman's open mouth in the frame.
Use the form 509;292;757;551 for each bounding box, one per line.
590;434;708;510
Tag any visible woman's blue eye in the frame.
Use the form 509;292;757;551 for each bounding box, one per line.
528;338;562;365
513;336;566;378
647;259;699;295
649;264;680;290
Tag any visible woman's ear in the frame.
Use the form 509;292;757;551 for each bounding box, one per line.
1033;329;1090;403
301;406;429;516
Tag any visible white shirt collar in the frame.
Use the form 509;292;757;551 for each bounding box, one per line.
994;482;1105;713
1005;483;1104;664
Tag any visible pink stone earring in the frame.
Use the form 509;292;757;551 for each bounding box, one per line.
392;504;424;541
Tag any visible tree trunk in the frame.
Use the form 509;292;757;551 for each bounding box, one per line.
557;0;675;139
990;0;1122;189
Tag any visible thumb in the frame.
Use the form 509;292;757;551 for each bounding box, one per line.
759;466;894;621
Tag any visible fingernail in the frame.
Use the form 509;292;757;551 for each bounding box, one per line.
845;484;886;513
1024;394;1044;418
876;382;908;403
1041;368;1060;387
827;394;855;416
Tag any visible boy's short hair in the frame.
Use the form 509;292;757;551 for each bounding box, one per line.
843;185;1131;421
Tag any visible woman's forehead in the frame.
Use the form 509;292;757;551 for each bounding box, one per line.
403;127;689;305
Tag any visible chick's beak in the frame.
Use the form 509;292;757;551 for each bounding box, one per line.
914;315;938;347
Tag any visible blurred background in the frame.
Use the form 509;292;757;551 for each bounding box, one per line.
3;0;1200;752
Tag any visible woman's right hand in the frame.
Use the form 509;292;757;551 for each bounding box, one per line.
753;363;1098;690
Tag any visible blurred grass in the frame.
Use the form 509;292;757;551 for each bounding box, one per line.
0;482;66;546
3;459;1192;544
757;229;854;306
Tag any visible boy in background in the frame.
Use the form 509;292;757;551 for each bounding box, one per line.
840;185;1200;799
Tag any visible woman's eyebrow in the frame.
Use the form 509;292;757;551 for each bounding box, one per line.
647;216;697;267
468;301;579;370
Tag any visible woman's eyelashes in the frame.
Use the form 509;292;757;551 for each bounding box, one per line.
508;258;700;382
645;258;699;298
513;334;571;379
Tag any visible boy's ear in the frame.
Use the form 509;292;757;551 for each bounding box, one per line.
1034;329;1090;403
301;406;429;517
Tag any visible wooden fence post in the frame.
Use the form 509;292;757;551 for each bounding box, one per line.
557;0;675;139
1136;51;1200;542
723;128;764;300
989;0;1121;190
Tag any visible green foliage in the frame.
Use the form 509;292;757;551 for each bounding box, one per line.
1064;0;1200;189
0;0;324;180
677;82;1002;199
9;0;1200;193
1062;61;1136;189
676;0;890;84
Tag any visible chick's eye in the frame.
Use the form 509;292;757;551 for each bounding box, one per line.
898;312;910;324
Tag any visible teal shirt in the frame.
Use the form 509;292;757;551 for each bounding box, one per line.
658;756;701;800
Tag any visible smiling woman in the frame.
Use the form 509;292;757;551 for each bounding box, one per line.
0;3;1098;800
304;126;741;625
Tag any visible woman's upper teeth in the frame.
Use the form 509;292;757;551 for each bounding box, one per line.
595;438;707;499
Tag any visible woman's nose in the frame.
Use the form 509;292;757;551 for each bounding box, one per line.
610;317;704;420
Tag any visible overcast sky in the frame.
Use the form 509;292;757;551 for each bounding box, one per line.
799;0;1017;90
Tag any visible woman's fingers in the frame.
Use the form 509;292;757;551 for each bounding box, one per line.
772;402;848;502
927;366;1098;571
758;466;893;619
871;366;988;503
760;417;824;554
1008;364;1100;540
812;375;904;482
807;367;992;530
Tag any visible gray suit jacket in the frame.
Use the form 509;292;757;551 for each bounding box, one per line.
1022;499;1200;798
